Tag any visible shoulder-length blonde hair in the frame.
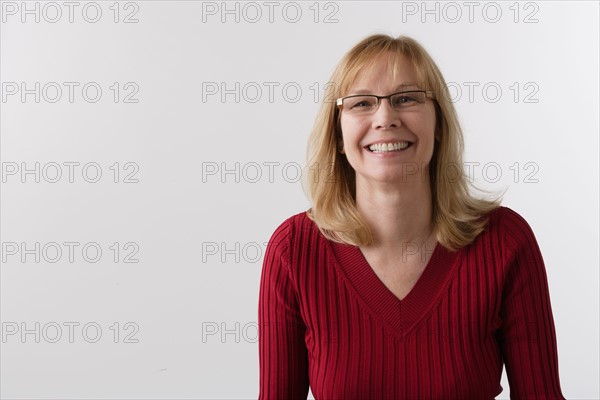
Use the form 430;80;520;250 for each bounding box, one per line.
301;34;505;251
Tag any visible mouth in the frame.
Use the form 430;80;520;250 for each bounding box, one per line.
365;141;414;153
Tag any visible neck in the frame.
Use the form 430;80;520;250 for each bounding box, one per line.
355;173;434;252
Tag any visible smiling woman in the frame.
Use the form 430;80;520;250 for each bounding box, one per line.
258;34;566;399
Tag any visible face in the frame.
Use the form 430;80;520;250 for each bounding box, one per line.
339;54;438;187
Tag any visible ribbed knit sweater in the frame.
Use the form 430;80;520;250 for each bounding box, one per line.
258;206;565;399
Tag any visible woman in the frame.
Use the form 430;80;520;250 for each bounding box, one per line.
258;34;565;399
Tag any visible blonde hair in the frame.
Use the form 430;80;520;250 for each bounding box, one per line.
301;34;505;251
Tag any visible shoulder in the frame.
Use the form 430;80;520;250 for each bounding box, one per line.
480;206;543;267
265;210;316;254
262;210;318;287
485;206;539;249
268;210;314;238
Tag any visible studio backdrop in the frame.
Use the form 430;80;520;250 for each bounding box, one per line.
1;1;598;398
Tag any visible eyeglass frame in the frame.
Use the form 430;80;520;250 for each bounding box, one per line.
336;89;435;114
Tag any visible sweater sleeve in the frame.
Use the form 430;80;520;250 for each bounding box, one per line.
258;218;309;399
497;208;566;399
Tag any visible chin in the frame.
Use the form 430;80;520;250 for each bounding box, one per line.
361;172;406;185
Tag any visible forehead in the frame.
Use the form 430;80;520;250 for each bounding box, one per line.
346;53;421;94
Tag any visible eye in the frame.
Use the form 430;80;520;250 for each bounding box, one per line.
347;97;377;109
392;91;425;107
353;100;372;108
393;95;417;105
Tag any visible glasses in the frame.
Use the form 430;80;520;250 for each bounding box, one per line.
336;90;434;115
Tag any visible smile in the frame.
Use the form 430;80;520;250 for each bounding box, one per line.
366;141;413;153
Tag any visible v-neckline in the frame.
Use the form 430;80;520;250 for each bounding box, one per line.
327;239;461;337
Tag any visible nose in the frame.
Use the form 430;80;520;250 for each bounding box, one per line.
372;98;402;129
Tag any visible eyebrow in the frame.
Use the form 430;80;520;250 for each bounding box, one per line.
350;83;422;95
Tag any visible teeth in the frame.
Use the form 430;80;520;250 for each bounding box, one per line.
368;142;410;152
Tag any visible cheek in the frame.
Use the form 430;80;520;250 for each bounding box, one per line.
409;111;436;138
340;118;367;144
425;105;437;134
339;120;353;145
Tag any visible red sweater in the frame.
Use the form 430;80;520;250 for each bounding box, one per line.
258;206;565;399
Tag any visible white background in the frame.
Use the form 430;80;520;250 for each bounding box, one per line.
1;1;598;398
